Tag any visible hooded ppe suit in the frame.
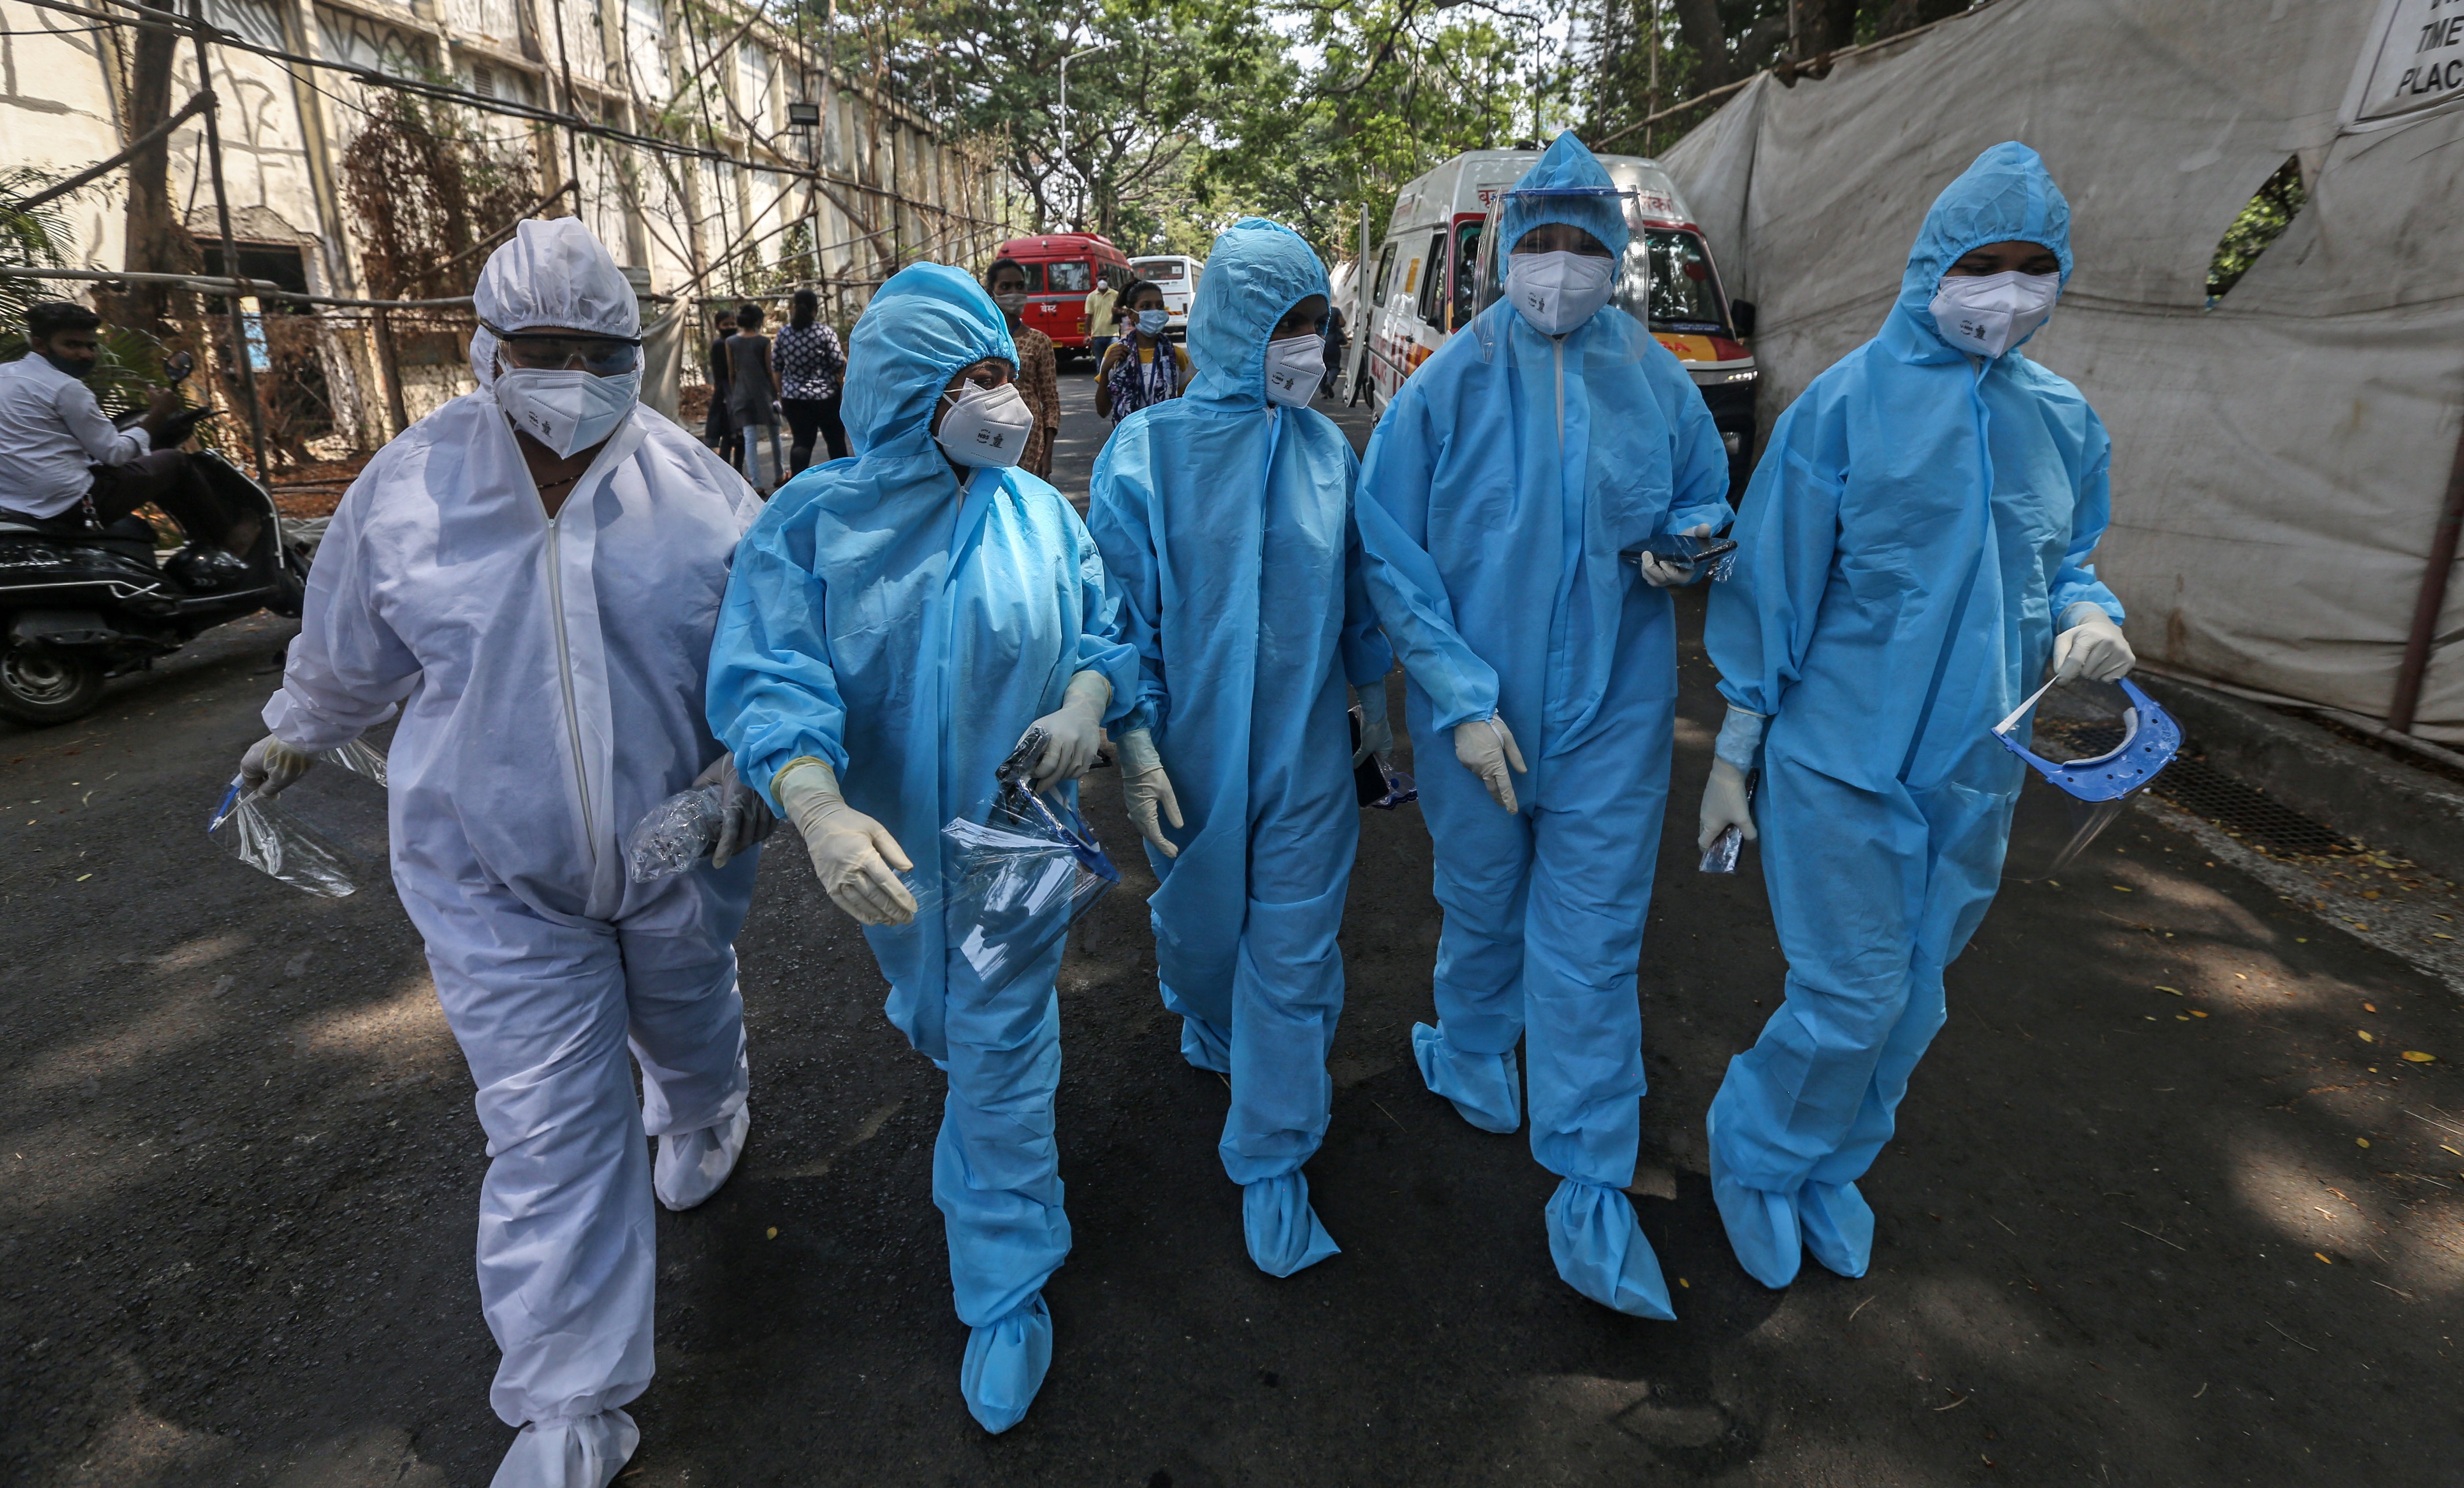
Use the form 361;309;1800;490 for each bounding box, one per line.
1356;133;1732;1317
1086;218;1393;1277
704;264;1138;1433
1702;143;2124;1289
260;218;762;1485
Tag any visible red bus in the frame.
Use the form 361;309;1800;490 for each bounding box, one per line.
995;232;1134;360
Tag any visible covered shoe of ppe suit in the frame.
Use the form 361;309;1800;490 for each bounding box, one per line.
258;217;762;1485
1086;217;1392;1278
1355;132;1731;1317
705;263;1139;1432
1700;142;2126;1289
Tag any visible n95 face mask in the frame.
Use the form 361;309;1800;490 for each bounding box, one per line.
494;367;640;458
936;381;1035;467
1505;250;1615;337
1263;333;1324;407
1929;270;2060;360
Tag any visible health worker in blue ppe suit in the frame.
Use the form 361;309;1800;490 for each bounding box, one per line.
1694;142;2136;1290
1086;217;1395;1279
706;263;1139;1434
236;218;775;1488
1356;131;1733;1319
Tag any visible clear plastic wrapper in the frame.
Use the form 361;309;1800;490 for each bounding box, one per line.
205;738;392;898
921;728;1120;996
1699;824;1743;874
625;782;725;883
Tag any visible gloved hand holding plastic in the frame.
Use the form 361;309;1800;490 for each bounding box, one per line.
208;737;389;898
1019;670;1111;793
2051;602;2135;683
621;754;779;883
922;727;1121;997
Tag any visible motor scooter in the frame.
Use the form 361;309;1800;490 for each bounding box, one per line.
0;351;308;727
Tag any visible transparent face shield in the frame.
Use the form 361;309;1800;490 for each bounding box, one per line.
1471;186;1651;367
1993;676;2184;881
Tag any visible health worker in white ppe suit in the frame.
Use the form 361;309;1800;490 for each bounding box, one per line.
236;217;775;1488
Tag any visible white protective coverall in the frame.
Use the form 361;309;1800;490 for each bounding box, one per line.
258;219;764;1486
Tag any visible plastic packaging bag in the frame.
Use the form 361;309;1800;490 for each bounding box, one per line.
1349;707;1419;811
205;740;390;898
625;782;726;883
1699;824;1743;874
926;728;1120;996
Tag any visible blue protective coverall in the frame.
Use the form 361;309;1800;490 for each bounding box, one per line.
1702;143;2125;1289
1356;132;1732;1317
1085;218;1394;1278
704;265;1139;1430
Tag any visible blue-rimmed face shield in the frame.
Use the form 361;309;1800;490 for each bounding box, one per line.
1993;677;2183;881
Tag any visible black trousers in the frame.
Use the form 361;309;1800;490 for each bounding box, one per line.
20;450;247;548
782;397;848;473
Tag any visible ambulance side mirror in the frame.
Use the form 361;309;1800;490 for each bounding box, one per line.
1730;298;1758;338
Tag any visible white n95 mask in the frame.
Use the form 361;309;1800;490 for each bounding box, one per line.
1263;333;1324;407
1928;270;2060;360
494;367;640;457
936;382;1035;467
1505;250;1615;337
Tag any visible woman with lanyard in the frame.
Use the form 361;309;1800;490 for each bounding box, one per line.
1094;279;1192;422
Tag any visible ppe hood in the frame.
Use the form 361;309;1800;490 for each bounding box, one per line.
841;264;1018;461
1499;131;1631;260
1884;141;2074;364
1185;217;1329;414
470;217;640;388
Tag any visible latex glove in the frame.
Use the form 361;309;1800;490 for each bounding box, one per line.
2052;602;2136;684
774;757;917;926
1021;670;1112;793
1353;684;1394;767
693;753;777;868
1697;757;1758;852
1635;523;1713;589
1453;713;1528;814
1116;727;1184;858
238;734;314;800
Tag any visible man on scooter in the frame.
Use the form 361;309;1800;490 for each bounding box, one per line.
0;300;255;571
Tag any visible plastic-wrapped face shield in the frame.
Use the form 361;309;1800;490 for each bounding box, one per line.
1994;677;2184;880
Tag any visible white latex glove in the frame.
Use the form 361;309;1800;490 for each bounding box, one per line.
1635;523;1714;589
693;753;777;868
238;734;314;800
1116;727;1184;859
2052;602;2136;684
1697;757;1758;852
1353;685;1395;767
774;757;917;926
1021;670;1112;793
1453;713;1528;814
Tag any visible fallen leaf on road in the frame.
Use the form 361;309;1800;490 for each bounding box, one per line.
766;1226;779;1240
2359;1030;2377;1043
2316;1252;2333;1263
2156;986;2183;994
2403;1051;2436;1063
2191;1010;2209;1019
2357;1138;2372;1148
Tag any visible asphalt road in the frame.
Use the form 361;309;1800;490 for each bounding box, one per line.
5;372;2461;1485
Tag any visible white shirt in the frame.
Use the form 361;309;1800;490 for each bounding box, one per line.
0;355;150;518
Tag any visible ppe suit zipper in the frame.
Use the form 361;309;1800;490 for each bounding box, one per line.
541;514;597;855
1553;338;1566;446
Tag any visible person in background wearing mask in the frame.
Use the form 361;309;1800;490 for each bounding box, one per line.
1093;280;1191;423
704;308;738;466
233;218;774;1488
0;301;255;573
1693;142;2132;1291
986;257;1060;479
706;264;1137;1435
1086;218;1393;1277
1357;131;1732;1320
725;302;784;492
773;288;848;473
1082;272;1119;367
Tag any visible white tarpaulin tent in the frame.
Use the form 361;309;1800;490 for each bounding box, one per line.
1659;0;2464;742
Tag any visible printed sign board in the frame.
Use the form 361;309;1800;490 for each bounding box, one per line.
2353;0;2464;123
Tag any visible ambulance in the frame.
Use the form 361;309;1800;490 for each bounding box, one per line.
1347;148;1760;487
